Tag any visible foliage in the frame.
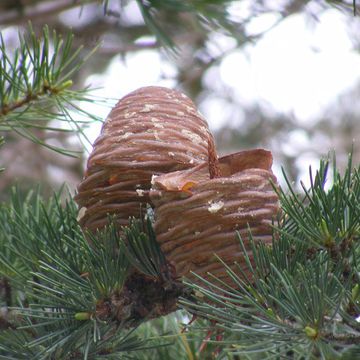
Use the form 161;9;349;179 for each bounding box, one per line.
1;0;358;189
1;1;360;359
0;188;153;358
181;153;360;359
0;153;359;358
0;24;101;157
135;0;239;51
122;215;167;279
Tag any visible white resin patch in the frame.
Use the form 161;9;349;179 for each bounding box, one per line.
124;111;137;119
77;207;87;221
154;131;161;140
181;129;203;144
118;132;132;140
151;174;158;185
186;105;196;114
200;126;209;134
208;201;224;213
151;117;164;128
136;189;145;197
140;104;156;113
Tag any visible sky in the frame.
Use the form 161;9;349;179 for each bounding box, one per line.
2;1;358;186
218;9;360;121
81;5;360;184
85;7;360;133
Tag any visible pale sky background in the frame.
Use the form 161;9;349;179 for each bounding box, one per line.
82;6;360;185
2;2;358;187
85;7;360;131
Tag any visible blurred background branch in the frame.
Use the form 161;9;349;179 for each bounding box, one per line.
1;1;360;358
0;0;359;197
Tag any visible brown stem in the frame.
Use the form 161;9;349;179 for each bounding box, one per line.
0;83;60;117
1;93;39;116
208;138;220;179
0;313;16;330
0;277;14;330
0;277;12;306
323;332;360;345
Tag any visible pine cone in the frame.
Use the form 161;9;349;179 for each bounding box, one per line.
150;149;279;285
75;86;215;232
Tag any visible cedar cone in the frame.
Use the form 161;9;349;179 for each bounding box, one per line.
75;86;215;232
150;149;280;285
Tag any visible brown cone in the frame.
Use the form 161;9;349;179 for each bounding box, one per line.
150;149;280;285
75;86;215;232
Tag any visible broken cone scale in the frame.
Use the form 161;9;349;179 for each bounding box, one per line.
75;86;215;232
150;149;279;284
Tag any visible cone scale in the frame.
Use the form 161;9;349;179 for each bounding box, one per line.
75;86;215;232
75;86;279;322
150;149;279;284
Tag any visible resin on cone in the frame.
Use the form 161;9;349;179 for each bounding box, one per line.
150;149;279;284
75;86;215;232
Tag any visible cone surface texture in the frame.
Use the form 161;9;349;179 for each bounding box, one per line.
151;149;279;284
75;86;215;231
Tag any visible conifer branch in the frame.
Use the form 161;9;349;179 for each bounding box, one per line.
0;24;102;157
0;188;158;358
180;153;360;358
1;153;359;358
0;186;196;358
